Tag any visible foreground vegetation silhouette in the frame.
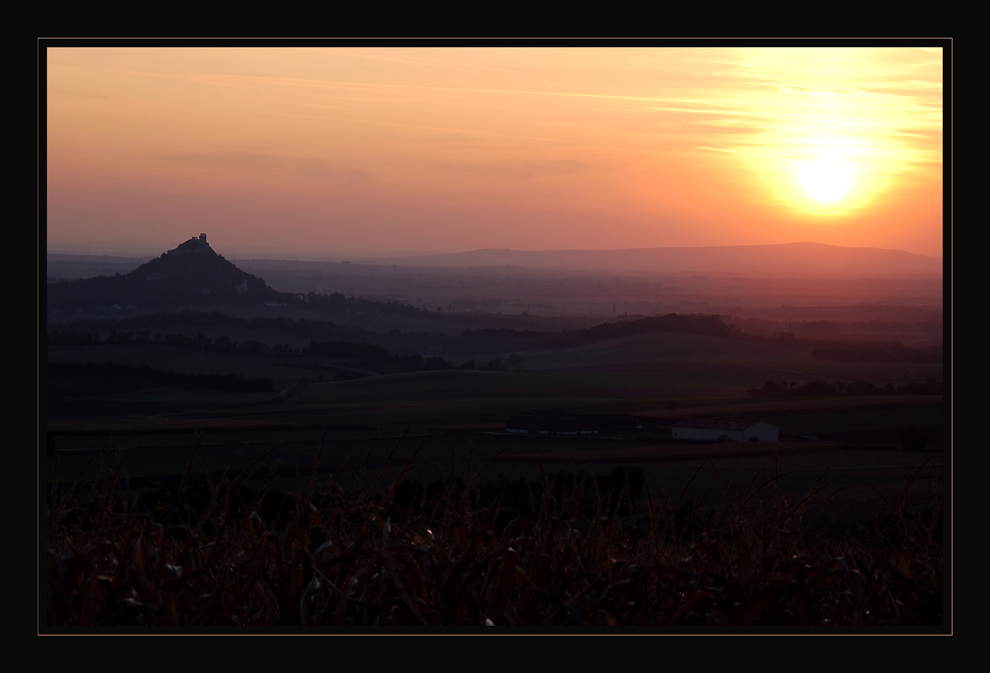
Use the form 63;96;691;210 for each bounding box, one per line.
46;441;943;627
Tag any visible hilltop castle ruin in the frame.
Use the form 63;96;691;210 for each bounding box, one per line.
168;233;212;255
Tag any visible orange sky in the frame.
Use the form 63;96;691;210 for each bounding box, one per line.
46;45;944;259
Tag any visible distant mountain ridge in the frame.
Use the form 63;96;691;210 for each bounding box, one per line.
48;241;942;278
363;242;942;276
47;234;283;315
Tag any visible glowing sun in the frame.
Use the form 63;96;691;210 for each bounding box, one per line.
798;158;855;203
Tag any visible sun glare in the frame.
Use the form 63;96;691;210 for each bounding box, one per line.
739;131;888;219
798;158;855;203
789;142;863;212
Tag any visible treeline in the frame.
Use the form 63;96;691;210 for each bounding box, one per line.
725;317;943;338
843;319;943;334
456;358;509;371
307;341;455;373
47;361;275;393
307;342;506;373
298;291;424;317
48;329;300;358
749;378;942;398
50;312;750;367
46;330;461;374
50;311;940;367
727;317;843;338
47;276;430;317
548;312;740;347
51;312;743;358
812;343;942;363
462;313;742;350
49;311;344;343
46;329;514;375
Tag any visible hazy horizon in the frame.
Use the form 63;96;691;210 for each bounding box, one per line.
46;239;943;264
46;44;943;261
47;240;943;288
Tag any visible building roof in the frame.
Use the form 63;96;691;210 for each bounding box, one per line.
672;418;774;431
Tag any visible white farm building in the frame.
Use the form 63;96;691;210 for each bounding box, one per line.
671;418;780;442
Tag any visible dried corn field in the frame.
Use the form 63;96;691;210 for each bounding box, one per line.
45;445;944;628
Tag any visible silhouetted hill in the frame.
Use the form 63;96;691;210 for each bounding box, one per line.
47;234;283;315
365;242;942;276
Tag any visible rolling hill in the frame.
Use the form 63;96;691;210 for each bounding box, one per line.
47;234;283;315
366;242;942;276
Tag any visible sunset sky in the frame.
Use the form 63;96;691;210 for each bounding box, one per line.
45;45;944;260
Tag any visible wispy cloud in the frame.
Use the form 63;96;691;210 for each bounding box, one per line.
47;46;944;258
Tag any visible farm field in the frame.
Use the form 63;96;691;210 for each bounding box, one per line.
46;316;945;545
47;343;318;388
48;423;942;545
48;393;943;527
524;331;942;382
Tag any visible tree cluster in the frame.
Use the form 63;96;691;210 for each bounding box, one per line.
455;358;504;371
726;317;843;338
49;329;463;374
47;361;275;393
50;312;343;342
748;378;941;398
812;344;942;363
298;291;425;317
47;329;297;358
458;314;743;353
306;340;453;373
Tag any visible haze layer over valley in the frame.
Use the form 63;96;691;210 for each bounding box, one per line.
48;242;943;347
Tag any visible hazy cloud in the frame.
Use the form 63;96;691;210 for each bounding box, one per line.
429;158;594;179
48;88;110;100
157;150;344;180
47;46;943;258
